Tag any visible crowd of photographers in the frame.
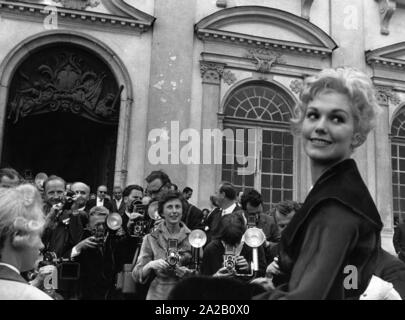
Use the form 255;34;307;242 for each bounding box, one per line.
1;166;405;300
0;167;301;300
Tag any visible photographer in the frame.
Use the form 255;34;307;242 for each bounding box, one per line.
42;176;86;259
200;213;266;279
71;206;124;300
132;191;194;300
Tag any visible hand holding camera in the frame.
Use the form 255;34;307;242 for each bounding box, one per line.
76;236;99;253
148;259;170;272
30;265;56;289
235;256;249;272
213;266;234;278
266;257;281;278
174;265;193;278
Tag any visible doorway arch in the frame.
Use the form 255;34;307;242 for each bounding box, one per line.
0;30;133;189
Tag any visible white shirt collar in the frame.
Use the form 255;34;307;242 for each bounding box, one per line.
222;203;237;216
0;262;20;274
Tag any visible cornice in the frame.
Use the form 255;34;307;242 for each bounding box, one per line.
0;0;155;33
366;42;405;70
196;28;332;57
195;6;337;51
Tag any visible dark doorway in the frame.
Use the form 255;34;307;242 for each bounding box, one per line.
1;112;117;191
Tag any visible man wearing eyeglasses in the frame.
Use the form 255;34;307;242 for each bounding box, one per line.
145;170;171;201
86;185;113;213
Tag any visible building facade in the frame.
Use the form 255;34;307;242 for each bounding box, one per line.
1;0;404;253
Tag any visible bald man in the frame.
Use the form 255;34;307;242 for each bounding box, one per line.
71;182;90;210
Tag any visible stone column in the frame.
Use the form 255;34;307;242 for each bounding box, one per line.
145;0;196;182
330;0;372;190
198;61;224;208
375;87;397;254
114;97;132;188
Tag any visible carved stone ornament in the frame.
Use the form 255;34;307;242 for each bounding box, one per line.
53;0;100;10
8;49;121;125
200;61;225;84
290;79;304;95
301;0;314;20
375;86;401;106
222;70;237;85
246;49;285;74
377;0;396;35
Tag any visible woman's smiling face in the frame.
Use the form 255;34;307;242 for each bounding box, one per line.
162;198;183;226
302;90;358;169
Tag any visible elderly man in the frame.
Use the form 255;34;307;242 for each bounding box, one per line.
111;186;125;214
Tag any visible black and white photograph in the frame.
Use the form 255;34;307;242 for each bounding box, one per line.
0;0;405;306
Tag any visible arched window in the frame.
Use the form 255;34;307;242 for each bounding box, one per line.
222;82;295;211
391;107;405;224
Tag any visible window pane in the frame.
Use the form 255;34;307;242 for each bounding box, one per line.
400;173;405;185
262;174;271;188
263;145;272;158
273;175;282;188
284;161;293;174
273;160;282;173
283;190;293;200
262;160;271;173
400;147;405;158
392;159;397;171
284;176;293;189
272;190;281;203
234;172;243;186
272;131;282;144
245;174;254;187
274;146;283;159
392;145;397;157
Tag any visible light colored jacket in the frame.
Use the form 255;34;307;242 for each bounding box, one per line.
132;221;192;300
0;280;52;300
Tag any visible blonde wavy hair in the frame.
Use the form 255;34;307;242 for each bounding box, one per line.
0;184;45;253
291;67;380;146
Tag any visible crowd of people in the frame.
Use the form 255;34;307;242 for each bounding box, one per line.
1;66;405;300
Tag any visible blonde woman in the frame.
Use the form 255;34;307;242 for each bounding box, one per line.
258;67;384;299
0;184;52;300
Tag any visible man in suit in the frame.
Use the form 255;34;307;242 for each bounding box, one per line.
111;186;125;214
115;185;144;270
204;182;244;245
182;187;203;230
86;185;113;212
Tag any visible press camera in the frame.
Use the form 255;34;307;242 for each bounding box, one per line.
89;212;123;246
38;250;80;281
166;239;180;268
222;244;253;277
